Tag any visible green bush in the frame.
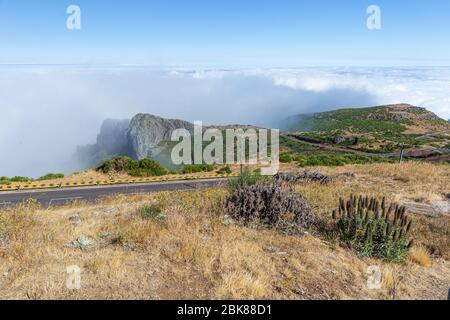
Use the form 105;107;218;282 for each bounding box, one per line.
182;164;214;174
97;156;167;177
279;152;293;163
0;176;10;185
133;159;168;176
138;204;163;220
330;195;413;262
96;156;133;173
217;165;232;174
37;173;64;181
227;168;267;192
9;176;32;182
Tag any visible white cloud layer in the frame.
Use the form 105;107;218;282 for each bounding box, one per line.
0;66;448;177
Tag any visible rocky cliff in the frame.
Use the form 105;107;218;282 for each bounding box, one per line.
127;114;194;159
76;114;195;168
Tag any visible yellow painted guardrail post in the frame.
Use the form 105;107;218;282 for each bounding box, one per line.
0;172;239;192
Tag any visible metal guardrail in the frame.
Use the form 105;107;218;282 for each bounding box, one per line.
0;173;239;191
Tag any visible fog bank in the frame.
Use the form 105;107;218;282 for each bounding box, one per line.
0;66;448;177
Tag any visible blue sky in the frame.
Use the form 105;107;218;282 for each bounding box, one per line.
1;0;449;66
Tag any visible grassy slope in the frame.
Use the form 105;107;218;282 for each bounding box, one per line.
0;162;448;299
283;105;450;158
290;106;408;133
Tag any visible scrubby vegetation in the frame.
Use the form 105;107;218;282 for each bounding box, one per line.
227;169;267;192
296;153;390;167
0;162;448;299
0;174;65;185
285;105;450;161
329;195;413;262
96;156;167;177
279;136;395;166
217;165;232;174
225;174;315;234
291;106;410;133
138;203;164;220
274;171;332;184
37;173;65;181
182;164;214;174
279;152;293;163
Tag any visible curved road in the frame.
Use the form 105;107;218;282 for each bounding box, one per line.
0;178;227;208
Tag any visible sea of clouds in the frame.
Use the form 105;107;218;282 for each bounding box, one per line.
0;66;449;177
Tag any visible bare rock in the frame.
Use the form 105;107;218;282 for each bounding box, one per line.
69;214;82;225
431;201;450;215
127;114;194;159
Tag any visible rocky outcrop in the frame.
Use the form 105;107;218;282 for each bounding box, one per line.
77;114;195;165
126;114;194;159
76;113;257;167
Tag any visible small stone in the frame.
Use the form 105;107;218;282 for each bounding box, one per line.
69;235;92;250
123;242;135;251
98;231;113;239
264;245;287;255
103;208;118;214
431;201;450;215
69;214;82;225
292;287;305;295
156;213;167;221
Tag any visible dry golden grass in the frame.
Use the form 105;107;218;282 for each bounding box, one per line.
409;246;431;268
0;162;449;300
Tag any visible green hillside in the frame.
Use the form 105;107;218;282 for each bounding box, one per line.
287;104;448;133
279;104;450;166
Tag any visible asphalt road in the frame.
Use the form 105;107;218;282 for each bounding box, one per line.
0;178;227;208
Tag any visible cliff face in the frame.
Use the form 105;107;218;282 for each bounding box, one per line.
126;114;194;159
76;114;195;167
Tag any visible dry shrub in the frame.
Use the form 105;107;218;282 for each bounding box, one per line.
411;215;449;259
408;245;431;267
274;171;332;184
225;181;315;234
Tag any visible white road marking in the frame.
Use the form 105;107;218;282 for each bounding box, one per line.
0;201;11;206
49;197;83;205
